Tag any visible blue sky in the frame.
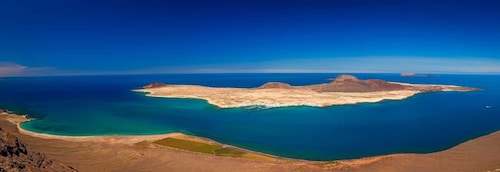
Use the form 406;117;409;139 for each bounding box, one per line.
1;0;500;76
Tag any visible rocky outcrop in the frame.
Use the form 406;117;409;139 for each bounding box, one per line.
0;127;76;172
258;82;293;89
143;82;168;89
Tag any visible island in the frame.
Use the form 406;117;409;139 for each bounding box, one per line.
400;72;436;77
400;72;416;76
134;74;479;108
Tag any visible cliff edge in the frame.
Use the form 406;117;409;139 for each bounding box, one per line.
0;127;76;172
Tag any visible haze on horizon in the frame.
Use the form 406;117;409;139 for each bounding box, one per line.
1;0;500;76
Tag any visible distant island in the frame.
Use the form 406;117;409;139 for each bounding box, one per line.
400;72;437;77
135;74;479;108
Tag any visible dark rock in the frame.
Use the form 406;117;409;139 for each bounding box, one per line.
0;127;77;172
143;82;168;89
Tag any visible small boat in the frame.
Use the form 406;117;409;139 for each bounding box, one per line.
486;106;492;108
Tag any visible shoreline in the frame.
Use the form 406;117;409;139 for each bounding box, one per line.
1;111;499;171
3;111;410;163
3;110;494;160
134;76;478;109
138;89;421;109
6;112;288;161
9;112;181;145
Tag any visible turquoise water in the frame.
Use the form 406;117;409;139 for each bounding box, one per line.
0;74;498;160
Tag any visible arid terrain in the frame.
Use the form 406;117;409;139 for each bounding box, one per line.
135;74;478;108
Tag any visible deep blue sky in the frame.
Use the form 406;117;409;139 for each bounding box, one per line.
1;0;500;76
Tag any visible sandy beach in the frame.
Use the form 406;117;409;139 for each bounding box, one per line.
1;112;499;172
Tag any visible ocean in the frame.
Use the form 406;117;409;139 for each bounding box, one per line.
0;73;498;160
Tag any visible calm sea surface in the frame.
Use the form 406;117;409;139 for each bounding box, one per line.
0;73;498;160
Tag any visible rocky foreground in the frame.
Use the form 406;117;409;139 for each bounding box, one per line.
0;127;76;172
135;74;479;108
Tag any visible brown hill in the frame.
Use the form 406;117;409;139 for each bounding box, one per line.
258;82;293;89
142;82;168;89
332;74;359;82
308;74;406;92
0;127;76;172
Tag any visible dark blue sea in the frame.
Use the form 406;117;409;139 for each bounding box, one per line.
0;73;498;161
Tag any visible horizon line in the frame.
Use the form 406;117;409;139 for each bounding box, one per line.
2;71;500;78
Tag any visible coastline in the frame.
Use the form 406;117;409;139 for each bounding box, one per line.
138;89;422;108
7;112;284;161
13;114;179;145
134;77;477;109
134;87;423;108
1;111;499;171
